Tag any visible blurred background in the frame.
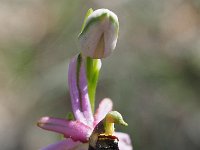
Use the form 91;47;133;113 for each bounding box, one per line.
0;0;200;149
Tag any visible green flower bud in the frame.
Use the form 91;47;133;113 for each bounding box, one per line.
79;9;119;58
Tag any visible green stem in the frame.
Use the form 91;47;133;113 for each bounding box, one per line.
86;57;101;112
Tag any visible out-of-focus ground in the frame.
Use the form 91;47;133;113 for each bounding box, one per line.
0;0;200;150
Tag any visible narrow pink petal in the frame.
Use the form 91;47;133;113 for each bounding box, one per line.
37;117;92;142
79;58;93;126
115;132;133;150
68;55;93;126
68;56;87;124
94;98;113;126
40;139;83;150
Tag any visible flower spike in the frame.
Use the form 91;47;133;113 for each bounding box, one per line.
38;8;133;150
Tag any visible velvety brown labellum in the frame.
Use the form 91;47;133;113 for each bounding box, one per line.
88;135;119;150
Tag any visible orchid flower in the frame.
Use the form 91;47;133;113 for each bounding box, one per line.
38;54;132;150
37;8;133;150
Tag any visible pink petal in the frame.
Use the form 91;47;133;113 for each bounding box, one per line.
79;56;94;126
68;55;93;126
68;56;86;124
40;138;83;150
115;132;133;150
94;98;113;126
37;117;92;142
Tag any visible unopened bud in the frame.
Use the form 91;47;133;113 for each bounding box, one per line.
79;9;119;58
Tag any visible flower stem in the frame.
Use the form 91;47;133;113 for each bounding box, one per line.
86;57;101;112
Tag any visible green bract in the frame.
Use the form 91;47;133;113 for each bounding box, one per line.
79;9;119;58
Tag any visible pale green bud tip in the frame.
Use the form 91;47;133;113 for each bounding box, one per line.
79;9;119;59
106;111;128;126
